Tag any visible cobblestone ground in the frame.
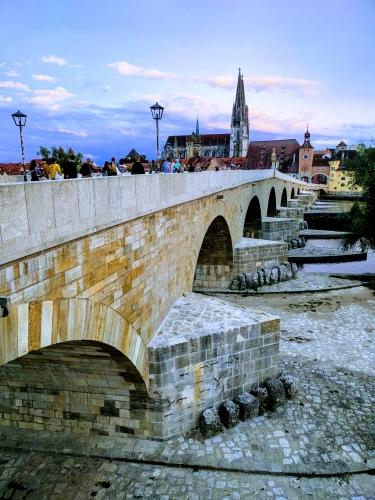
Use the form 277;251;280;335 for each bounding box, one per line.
0;285;374;499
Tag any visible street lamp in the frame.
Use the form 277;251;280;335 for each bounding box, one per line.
12;110;27;163
150;102;164;160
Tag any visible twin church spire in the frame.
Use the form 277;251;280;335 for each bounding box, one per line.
229;68;249;157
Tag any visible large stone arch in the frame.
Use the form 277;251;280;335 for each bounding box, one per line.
0;339;153;437
243;195;262;238
267;187;277;216
193;215;234;289
280;188;288;207
0;298;148;387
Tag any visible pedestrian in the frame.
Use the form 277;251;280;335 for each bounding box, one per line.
80;159;92;177
29;159;39;181
174;159;181;173
188;162;195;172
194;162;202;172
63;154;78;179
102;161;110;176
49;158;62;180
40;158;50;179
162;158;172;173
131;155;145;175
109;157;118;176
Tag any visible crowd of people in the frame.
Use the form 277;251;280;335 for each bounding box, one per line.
20;155;236;182
22;155;146;182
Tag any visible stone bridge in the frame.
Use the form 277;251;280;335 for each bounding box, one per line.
0;171;315;439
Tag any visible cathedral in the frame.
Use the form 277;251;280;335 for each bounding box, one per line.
163;69;249;160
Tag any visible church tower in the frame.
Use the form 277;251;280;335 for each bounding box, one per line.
298;125;314;181
229;69;249;157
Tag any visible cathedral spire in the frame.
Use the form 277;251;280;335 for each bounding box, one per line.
196;116;200;136
229;68;249;157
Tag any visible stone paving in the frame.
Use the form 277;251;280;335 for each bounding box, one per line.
0;285;374;498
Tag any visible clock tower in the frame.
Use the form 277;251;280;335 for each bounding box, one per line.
298;126;314;181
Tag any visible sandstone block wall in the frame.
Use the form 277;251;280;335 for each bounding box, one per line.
148;294;280;439
233;238;288;276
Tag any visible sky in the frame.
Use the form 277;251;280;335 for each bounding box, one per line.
0;0;374;164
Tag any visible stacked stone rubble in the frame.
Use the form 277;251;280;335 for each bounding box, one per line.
229;262;298;291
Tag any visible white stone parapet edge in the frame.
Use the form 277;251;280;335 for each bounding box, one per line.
0;170;307;266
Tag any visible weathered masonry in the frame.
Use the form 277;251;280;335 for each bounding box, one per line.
0;171;316;439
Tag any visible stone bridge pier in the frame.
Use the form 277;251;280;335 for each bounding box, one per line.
0;171;308;439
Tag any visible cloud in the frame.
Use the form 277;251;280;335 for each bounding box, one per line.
32;74;57;82
41;55;67;66
108;61;178;80
4;70;20;77
27;86;74;110
108;60;321;96
101;85;111;92
0;80;30;91
53;128;88;138
0;94;12;103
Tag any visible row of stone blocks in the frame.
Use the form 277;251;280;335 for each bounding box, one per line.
199;374;297;438
229;262;298;291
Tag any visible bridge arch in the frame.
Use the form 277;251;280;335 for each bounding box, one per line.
243;195;262;238
0;298;148;386
291;187;295;199
280;188;288;207
193;215;233;289
267;187;277;217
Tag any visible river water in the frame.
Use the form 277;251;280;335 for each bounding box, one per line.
300;199;375;275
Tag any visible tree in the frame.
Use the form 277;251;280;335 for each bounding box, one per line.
343;145;375;250
38;145;83;165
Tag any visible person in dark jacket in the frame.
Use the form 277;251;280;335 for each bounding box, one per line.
63;154;78;179
131;156;145;175
29;159;39;181
80;159;92;177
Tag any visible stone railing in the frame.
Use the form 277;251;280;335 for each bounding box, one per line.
0;170;305;266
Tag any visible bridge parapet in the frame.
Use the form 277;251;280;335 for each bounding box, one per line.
0;171;305;266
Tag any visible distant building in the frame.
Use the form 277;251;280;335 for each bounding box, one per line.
164;69;248;160
247;139;300;174
327;146;362;194
164;120;230;159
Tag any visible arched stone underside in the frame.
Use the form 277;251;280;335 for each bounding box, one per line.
0;340;156;437
281;188;288;207
193;216;234;289
291;187;295;199
267;187;277;217
0;298;149;386
243;196;262;238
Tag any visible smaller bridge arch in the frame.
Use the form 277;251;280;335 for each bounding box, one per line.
267;187;277;217
243;195;262;238
281;188;288;207
193;215;233;289
291;187;295;199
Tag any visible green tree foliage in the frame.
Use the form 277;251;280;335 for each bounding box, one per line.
38;145;83;165
344;145;375;250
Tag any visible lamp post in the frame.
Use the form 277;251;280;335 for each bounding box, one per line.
12;110;27;163
150;102;164;161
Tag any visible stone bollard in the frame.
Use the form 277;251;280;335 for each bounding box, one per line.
218;399;240;429
199;407;225;438
251;388;269;415
229;278;240;290
238;274;246;291
291;263;298;278
233;392;259;421
264;378;286;410
279;374;298;399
